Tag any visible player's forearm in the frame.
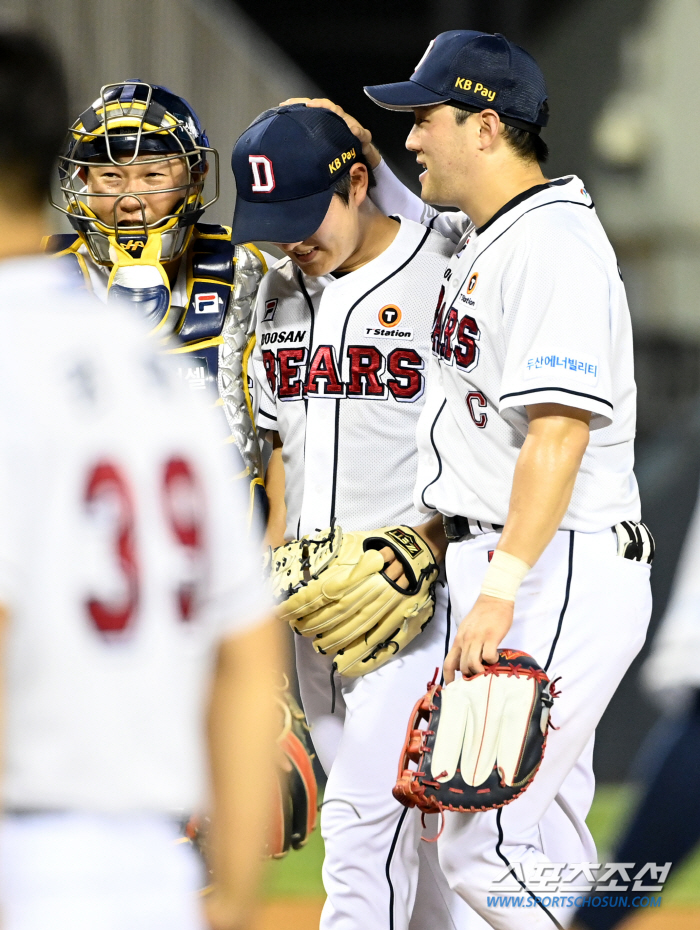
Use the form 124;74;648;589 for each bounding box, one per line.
370;159;427;224
497;406;591;569
413;513;448;562
264;440;287;548
206;616;283;925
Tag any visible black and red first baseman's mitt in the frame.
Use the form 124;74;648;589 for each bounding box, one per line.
393;650;559;814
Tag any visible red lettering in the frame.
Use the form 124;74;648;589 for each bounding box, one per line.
387;348;424;402
466;391;488;428
278;347;307;399
454;315;480;371
84;457;209;638
162;458;205;621
305;345;344;396
84;462;139;636
347;346;386;397
431;286;445;356
441;306;458;361
262;349;277;394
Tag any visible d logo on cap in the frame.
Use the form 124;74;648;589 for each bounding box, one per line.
249;155;275;193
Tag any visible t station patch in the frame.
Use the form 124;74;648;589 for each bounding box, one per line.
368;304;413;340
379;304;402;328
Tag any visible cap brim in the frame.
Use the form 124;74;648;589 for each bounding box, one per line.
363;81;450;111
231;187;335;245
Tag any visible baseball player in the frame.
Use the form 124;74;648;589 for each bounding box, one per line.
0;32;280;930
231;104;475;930
45;80;274;515
318;28;652;929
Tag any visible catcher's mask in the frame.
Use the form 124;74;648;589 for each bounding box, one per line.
52;80;219;265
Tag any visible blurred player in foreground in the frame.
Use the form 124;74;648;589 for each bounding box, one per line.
0;31;280;930
45;78;272;517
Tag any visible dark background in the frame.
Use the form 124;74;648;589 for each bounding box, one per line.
240;0;618;183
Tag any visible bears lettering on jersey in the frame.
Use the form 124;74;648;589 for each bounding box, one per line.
263;343;424;402
431;286;481;373
305;346;344;396
346;346;386;398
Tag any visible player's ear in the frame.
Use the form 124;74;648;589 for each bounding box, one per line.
349;163;369;206
476;110;502;152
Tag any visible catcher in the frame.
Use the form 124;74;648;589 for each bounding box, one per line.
44;79;270;520
233;104;471;930
46;81;317;859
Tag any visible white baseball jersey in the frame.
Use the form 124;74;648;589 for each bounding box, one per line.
250;217;452;538
0;256;269;814
410;176;640;532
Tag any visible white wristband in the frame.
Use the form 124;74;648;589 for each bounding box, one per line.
480;550;531;602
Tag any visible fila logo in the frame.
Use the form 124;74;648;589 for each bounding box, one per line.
378;305;401;328
194;293;221;314
263;298;278;322
249;155;275;193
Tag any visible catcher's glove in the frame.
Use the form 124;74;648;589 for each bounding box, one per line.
268;688;318;858
185;688;317;864
393;651;559;814
271;524;439;677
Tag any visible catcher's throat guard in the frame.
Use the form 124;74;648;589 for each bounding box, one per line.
394;651;559;814
271;525;439;677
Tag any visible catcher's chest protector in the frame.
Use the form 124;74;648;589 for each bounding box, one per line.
394;650;559;814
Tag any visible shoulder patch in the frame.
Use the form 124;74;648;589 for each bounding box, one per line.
192;236;235;286
194;222;231;239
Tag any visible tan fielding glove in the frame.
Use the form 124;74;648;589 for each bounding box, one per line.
270;525;439;677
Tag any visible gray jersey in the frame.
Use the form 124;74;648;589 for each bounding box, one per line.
250;217;452;538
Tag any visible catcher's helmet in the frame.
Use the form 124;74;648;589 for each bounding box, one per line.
52;81;219;265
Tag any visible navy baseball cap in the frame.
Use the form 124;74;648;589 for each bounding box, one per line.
231;104;362;244
364;31;548;133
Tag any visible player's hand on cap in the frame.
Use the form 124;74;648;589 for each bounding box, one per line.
443;595;515;682
278;97;381;169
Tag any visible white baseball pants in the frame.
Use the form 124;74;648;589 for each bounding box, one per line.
437;527;652;929
295;582;482;930
0;813;205;930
